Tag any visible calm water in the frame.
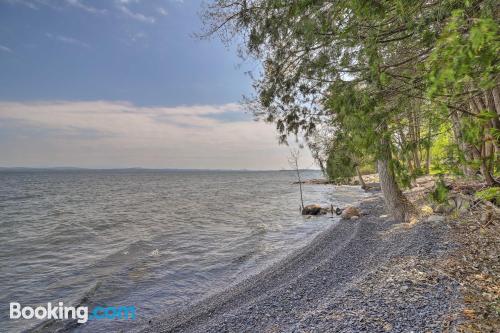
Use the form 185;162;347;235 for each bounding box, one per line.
0;170;369;332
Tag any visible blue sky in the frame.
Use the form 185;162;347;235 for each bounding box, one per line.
0;0;253;106
0;0;314;169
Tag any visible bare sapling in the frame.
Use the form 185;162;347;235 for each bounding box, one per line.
289;148;304;210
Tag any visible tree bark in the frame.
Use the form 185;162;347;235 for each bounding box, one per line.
295;164;304;210
378;132;414;222
408;109;421;171
451;110;474;176
470;92;499;185
480;159;497;186
425;117;431;174
492;86;500;118
473;95;486;113
484;90;500;130
425;148;431;174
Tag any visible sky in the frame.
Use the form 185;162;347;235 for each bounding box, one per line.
0;0;315;169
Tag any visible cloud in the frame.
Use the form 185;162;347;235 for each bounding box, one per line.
2;0;38;10
65;0;106;14
117;4;155;23
201;110;253;123
130;32;146;42
156;7;167;16
0;44;13;53
45;33;90;48
0;100;314;169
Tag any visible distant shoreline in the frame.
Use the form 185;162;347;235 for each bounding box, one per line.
0;167;321;172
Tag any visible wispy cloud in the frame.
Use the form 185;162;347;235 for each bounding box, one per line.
0;44;13;53
0;101;311;169
116;4;155;23
65;0;106;14
4;0;164;22
2;0;38;10
156;7;167;16
130;32;146;42
3;0;66;11
45;33;90;48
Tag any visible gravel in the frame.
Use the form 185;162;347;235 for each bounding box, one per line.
141;193;462;333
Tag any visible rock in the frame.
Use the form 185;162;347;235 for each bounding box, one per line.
433;204;453;214
480;205;494;223
448;194;472;213
302;204;323;215
427;215;445;223
341;206;360;220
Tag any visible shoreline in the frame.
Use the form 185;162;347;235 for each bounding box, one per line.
141;192;462;332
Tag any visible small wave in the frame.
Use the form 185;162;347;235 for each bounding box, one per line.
232;252;254;264
76;281;103;306
0;194;39;202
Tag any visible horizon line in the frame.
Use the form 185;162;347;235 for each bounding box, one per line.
0;166;321;172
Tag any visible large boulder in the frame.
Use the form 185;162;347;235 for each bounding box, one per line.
302;204;324;216
341;206;361;220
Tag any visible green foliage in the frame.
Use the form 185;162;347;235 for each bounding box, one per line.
430;177;450;203
325;150;356;183
358;163;377;175
461;117;483;147
325;83;380;155
427;9;500;99
475;187;500;205
392;158;413;189
430;123;465;175
324;83;379;182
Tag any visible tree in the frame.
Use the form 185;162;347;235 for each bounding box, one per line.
426;6;500;184
200;0;499;220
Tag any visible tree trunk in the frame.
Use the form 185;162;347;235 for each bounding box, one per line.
425;117;431;174
484;90;500;130
408;109;421;171
480;158;497;186
425;148;431;174
296;165;304;210
407;157;414;175
492;86;500;118
473;95;486;113
470;92;499;185
355;165;367;190
480;122;498;186
451;110;474;176
378;133;414;222
412;149;421;171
